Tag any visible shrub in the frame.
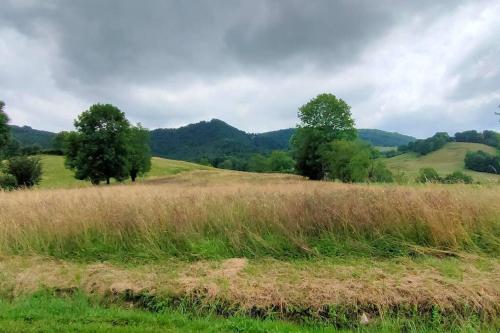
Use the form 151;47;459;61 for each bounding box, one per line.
5;156;42;188
369;161;394;183
0;173;17;190
443;171;473;184
416;167;441;183
464;151;499;174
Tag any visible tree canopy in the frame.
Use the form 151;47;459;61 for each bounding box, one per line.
126;124;152;182
292;93;357;179
65;104;131;185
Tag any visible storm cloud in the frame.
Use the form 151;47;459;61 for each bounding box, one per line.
1;0;499;137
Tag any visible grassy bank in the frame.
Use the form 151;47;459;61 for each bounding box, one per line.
2;290;495;333
0;182;498;261
0;256;498;332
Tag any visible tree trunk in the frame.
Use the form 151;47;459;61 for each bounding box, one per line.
106;178;110;185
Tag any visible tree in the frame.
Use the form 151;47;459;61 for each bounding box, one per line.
5;156;42;188
320;140;372;182
65;104;130;185
267;151;294;173
291;94;356;180
126;124;152;182
0;101;10;150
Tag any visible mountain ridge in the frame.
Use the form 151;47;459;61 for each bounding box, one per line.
8;119;416;161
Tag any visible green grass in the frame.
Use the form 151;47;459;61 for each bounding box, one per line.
37;155;211;189
385;142;500;183
0;291;495;333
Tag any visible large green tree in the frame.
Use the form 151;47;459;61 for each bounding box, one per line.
126;124;152;182
65;104;130;185
291;94;356;180
0;101;10;149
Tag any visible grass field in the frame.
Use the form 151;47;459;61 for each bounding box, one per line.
385;142;500;183
2;154;500;331
38;155;211;189
0;174;499;330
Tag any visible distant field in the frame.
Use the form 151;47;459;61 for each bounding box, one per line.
385;142;500;183
38;155;211;189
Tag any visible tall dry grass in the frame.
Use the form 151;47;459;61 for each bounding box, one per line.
0;182;498;260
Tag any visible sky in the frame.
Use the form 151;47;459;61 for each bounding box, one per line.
1;0;499;138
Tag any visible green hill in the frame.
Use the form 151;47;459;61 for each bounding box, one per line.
38;155;211;189
385;142;500;182
149;119;415;161
9;125;56;148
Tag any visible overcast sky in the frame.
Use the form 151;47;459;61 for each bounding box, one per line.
1;0;499;137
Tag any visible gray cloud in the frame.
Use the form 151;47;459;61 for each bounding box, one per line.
1;0;499;136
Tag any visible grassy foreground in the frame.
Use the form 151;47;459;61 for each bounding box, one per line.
0;182;498;260
0;290;495;333
1;171;499;331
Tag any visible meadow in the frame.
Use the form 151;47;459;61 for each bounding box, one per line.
0;167;499;331
385;142;500;183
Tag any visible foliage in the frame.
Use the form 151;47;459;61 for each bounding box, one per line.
454;130;499;148
320;140;392;183
292;94;357;180
65;104;130;185
4;155;42;188
399;132;452;155
0;173;17;190
442;171;473;184
0;139;20;159
370;160;394;182
267;151;295;173
416;167;441;183
464;150;500;174
126;124;152;182
0;101;9;149
291;127;326;179
416;168;474;184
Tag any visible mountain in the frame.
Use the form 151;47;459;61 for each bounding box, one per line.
149;119;415;161
9;125;56;149
357;129;415;147
7;119;416;161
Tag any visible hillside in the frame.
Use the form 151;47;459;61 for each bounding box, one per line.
38;155;212;189
9;125;56;148
385;142;500;182
149;119;415;160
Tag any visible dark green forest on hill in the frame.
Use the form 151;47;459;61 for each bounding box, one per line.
6;120;416;165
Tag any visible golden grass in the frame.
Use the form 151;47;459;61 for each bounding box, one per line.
0;181;498;259
0;255;498;317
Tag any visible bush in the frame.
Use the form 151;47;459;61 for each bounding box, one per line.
369;161;394;183
5;156;42;188
416;167;441;183
464;150;499;174
443;171;473;184
0;173;17;190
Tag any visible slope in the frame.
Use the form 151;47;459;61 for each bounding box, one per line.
37;155;212;189
385;142;500;182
